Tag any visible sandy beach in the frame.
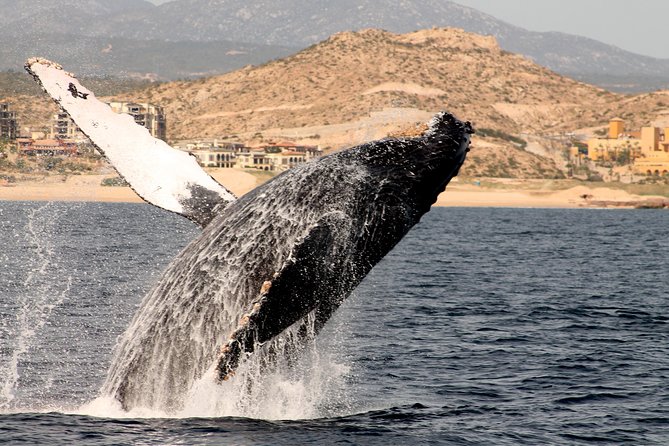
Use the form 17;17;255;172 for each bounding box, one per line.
435;182;668;208
0;169;258;204
0;170;667;209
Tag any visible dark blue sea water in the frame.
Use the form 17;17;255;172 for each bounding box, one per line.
0;202;668;445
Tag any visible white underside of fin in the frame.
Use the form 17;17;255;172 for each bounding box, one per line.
25;57;236;224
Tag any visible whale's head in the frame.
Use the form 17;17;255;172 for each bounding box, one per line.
350;111;473;218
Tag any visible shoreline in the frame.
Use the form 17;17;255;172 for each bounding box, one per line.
1;171;667;209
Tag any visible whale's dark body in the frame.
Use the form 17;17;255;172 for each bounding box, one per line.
98;112;472;411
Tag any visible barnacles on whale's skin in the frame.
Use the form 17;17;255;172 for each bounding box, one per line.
260;280;272;294
387;115;475;140
388;123;430;139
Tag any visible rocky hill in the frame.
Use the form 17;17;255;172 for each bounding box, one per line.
0;0;296;79
15;28;669;179
121;29;617;137
130;0;669;91
102;28;632;178
0;35;296;81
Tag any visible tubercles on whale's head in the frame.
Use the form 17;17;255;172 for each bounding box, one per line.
425;111;475;140
355;111;473;214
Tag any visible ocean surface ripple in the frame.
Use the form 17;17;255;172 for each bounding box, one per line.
0;203;667;445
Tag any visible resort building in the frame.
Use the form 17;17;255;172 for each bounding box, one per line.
106;102;167;141
177;140;247;168
0;102;18;140
51;112;86;141
236;141;321;172
16;138;78;156
178;139;322;172
584;118;640;162
261;141;322;160
583;118;669;176
633;125;669;176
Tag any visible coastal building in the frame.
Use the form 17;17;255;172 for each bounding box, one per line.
176;140;247;168
236;141;321;172
584;118;640;162
634;125;669;176
262;141;322;161
106;101;167;141
235;150;308;172
178;139;322;172
51;112;86;141
0;102;18;140
584;118;669;176
16;138;78;156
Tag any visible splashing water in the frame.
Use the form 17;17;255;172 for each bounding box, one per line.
85;303;354;420
0;203;73;410
79;312;353;420
0;200;356;420
0;199;361;422
177;312;353;420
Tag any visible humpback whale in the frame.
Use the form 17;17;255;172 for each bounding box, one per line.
26;58;472;412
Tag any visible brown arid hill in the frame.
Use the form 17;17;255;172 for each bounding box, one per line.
104;28;631;178
17;27;660;179
591;90;669;133
119;28;624;137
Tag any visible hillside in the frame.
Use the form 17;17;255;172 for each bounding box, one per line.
17;28;668;180
0;71;156;97
96;28;632;178
0;72;160;132
0;34;297;81
121;29;615;135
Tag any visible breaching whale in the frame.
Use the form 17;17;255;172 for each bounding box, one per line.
26;58;472;412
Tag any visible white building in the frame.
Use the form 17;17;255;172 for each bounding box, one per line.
106;101;167;141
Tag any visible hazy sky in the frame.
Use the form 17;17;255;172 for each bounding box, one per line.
453;0;668;59
146;0;668;59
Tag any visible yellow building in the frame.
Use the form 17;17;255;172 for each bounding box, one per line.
635;125;669;176
608;117;624;139
586;118;639;162
586;118;669;175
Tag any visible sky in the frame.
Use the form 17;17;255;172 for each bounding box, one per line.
145;0;669;60
451;0;668;59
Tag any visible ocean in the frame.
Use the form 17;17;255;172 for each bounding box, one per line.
0;202;667;445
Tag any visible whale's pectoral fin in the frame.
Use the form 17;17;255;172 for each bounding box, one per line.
25;58;236;226
216;212;350;381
